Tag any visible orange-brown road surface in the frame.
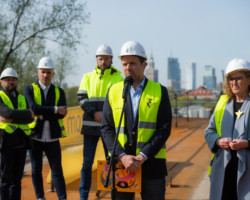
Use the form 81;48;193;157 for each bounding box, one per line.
21;117;211;200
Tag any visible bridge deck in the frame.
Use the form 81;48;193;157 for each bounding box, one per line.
21;117;211;200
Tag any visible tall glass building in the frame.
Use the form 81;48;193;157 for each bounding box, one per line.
192;63;196;90
186;62;196;90
167;57;181;90
203;65;216;90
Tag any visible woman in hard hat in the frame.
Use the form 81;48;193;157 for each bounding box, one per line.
205;58;250;200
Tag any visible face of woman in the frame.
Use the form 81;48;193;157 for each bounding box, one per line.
229;71;250;97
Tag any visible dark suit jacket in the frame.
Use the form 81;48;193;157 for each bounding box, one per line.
24;81;66;139
0;89;33;148
101;78;172;179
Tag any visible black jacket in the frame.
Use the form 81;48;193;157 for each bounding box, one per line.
0;89;33;149
101;78;172;180
24;82;66;139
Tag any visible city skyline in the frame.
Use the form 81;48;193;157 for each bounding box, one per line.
65;0;250;89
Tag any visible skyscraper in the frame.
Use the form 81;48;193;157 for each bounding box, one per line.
145;54;158;82
186;62;196;90
192;63;196;90
167;57;181;90
203;65;216;90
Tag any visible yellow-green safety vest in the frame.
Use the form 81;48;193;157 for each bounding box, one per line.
28;83;66;137
78;66;123;127
0;91;31;136
208;95;228;176
108;80;166;159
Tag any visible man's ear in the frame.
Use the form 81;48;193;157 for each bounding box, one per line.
143;61;147;70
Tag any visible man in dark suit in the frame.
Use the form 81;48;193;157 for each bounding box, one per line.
0;68;34;200
101;41;172;200
24;57;67;200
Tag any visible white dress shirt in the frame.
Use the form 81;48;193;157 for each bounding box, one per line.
32;81;58;142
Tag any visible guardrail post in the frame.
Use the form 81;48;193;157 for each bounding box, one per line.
175;93;178;128
186;91;189;121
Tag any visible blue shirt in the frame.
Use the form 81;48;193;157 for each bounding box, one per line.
129;77;147;158
130;77;145;121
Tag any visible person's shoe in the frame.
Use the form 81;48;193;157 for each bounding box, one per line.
37;198;46;200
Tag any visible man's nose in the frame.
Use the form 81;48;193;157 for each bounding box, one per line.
126;64;132;69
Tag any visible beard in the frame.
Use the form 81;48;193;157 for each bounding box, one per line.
5;84;17;92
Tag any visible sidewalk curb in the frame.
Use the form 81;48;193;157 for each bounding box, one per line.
189;171;210;200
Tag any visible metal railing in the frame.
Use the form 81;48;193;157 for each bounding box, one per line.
169;90;219;127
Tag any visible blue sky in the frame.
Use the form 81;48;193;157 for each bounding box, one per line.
67;0;250;89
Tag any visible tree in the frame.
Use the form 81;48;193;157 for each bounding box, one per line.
53;47;75;88
64;86;79;107
0;0;90;75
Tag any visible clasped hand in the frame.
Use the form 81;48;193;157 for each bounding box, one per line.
58;106;67;116
119;154;147;173
216;138;249;150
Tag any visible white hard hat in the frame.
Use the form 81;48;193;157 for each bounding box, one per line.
225;58;250;76
37;57;54;69
96;45;113;56
118;41;147;60
0;68;18;80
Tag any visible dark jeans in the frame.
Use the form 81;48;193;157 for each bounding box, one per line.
116;177;166;200
0;147;26;200
79;134;108;200
29;139;66;200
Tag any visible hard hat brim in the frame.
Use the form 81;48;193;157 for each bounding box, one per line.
118;55;147;60
0;76;18;80
225;69;250;78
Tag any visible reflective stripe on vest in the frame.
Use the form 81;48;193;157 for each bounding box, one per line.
0;91;31;136
109;80;165;159
208;95;228;176
28;83;66;138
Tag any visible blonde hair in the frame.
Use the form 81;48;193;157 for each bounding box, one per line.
223;70;250;100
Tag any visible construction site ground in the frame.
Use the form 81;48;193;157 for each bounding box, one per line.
21;117;211;200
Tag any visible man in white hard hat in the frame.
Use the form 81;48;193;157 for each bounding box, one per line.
0;68;34;200
24;57;67;200
101;41;172;200
77;45;123;200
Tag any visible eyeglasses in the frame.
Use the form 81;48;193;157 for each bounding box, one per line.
229;76;243;83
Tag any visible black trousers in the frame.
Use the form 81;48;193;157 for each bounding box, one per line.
29;139;67;200
0;146;26;200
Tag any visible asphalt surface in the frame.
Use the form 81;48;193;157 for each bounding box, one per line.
21;117;211;200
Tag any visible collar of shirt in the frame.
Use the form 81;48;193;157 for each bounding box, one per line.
38;81;51;90
38;81;51;99
130;77;145;121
